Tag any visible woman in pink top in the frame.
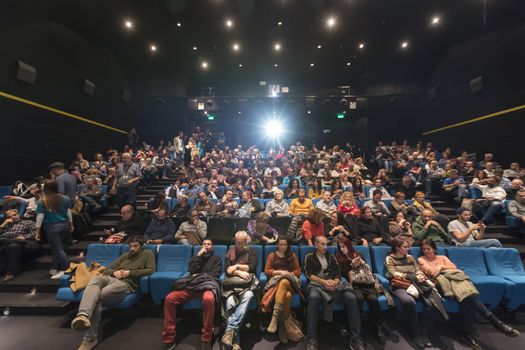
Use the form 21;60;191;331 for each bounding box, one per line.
338;192;360;217
418;239;519;348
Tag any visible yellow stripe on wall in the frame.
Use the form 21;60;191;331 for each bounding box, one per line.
0;90;128;135
422;104;525;136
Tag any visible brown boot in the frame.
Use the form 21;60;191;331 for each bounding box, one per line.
267;303;283;334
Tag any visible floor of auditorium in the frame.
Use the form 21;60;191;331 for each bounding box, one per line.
1;307;523;350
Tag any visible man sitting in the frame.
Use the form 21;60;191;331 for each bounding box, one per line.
413;209;452;245
238;190;263;218
144;207;176;244
0;209;41;282
109;204;147;237
216;189;239;218
363;190;391;218
367;178;392;199
79;177;102;210
175;210;208;245
162;239;222;350
195;191;218;217
473;176;507;224
508;189;525;230
448;207;502;248
441;169;466;202
265;189;290;218
315;191;337;217
304;235;364;350
71;235;156;350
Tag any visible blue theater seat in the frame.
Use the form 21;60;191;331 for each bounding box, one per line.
446;247;506;309
370;246;391;289
150;245;192;304
484;248;525;310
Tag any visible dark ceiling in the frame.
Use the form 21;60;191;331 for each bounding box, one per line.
2;0;525;97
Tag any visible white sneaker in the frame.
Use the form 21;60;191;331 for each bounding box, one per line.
49;269;58;276
51;271;65;280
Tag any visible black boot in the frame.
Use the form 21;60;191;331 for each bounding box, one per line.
489;315;520;337
376;324;386;345
464;333;484;350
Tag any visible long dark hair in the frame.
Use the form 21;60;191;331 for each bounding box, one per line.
276;235;294;268
336;238;360;266
41;180;62;212
390;237;408;255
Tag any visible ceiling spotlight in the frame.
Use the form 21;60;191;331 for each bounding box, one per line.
307;110;311;114
277;21;283;26
264;120;284;138
201;61;208;69
346;62;351;66
238;63;243;67
150;44;157;52
192;46;197;50
232;43;240;51
274;43;281;51
326;17;336;28
176;22;182;27
310;63;315;67
432;16;440;25
317;44;322;49
238;111;242;114
226;19;233;28
401;41;409;48
124;20;133;29
274;63;279;67
358;43;365;49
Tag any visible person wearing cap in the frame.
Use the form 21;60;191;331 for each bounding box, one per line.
447;207;502;248
49;161;77;202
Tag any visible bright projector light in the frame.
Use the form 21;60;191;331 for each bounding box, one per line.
265;120;283;138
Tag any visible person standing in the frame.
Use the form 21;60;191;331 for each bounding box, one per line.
35;180;73;280
173;131;185;168
112;152;142;208
49;162;77;202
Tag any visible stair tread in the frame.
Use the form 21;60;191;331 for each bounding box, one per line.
0;291;70;308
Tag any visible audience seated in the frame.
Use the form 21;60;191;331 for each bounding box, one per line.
112;204;147;236
356;207;389;246
413;209;452;245
289;188;313;216
143;207;176;244
448;207;502;248
473;176;507;224
315;190;337;217
175;209;207;245
246;212;278;244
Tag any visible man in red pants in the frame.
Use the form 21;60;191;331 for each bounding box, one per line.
162;239;222;350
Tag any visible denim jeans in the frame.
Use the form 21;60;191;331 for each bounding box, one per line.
225;290;255;343
457;239;502;248
44;221;69;270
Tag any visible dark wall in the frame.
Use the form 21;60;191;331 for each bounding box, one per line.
0;18;187;184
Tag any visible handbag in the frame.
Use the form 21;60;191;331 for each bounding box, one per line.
222;274;255;289
391;276;412;290
284;314;305;342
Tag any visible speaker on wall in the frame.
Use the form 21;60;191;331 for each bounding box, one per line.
16;60;37;84
469;76;483;94
83;79;95;96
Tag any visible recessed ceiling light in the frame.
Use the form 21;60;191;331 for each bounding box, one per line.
274;63;279;67
274;43;281;51
401;41;409;48
204;111;208;115
326;17;336;28
238;63;243;67
226;19;233;28
201;61;208;69
124;20;133;29
358;43;365;49
317;44;322;49
432;16;440;25
232;43;240;51
310;63;315;67
277;21;283;26
346;62;351;66
192;46;197;50
150;44;157;52
238;111;242;114
307;110;311;114
176;22;181;27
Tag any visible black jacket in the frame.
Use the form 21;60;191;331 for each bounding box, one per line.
304;251;341;280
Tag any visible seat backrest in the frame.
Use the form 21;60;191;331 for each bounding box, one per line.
299;246;337;268
193;245;228;271
484;248;525;276
446;247;488;275
354;246;372;266
267;216;292;235
157;245;192;272
235;218;250;231
86;244;123;267
207;217;236;244
370;246;391;276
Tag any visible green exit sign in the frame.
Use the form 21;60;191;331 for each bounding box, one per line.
207;115;215;120
337;113;345;119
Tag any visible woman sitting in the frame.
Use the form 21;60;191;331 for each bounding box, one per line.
324;210;362;246
302;208;325;246
262;236;303;343
284;179;301;200
388;211;415;247
246;212;279;244
385;238;438;348
338;191;361;218
336;239;391;344
418;239;519;348
308;179;323;200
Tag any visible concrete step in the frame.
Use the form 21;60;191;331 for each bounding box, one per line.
0;269;61;293
27;254;85;270
91;219;119;230
0;291;73;315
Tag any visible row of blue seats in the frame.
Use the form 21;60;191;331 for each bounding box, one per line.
56;244;525;313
